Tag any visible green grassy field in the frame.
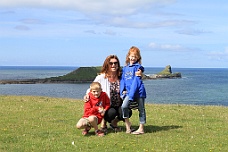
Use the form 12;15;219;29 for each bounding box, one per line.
0;95;227;152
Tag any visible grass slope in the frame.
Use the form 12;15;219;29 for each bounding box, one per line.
48;66;101;82
0;95;227;152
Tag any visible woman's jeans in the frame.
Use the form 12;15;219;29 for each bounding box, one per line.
121;96;146;124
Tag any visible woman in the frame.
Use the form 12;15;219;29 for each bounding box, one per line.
84;55;132;132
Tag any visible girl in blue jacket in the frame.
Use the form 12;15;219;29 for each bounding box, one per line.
120;46;146;135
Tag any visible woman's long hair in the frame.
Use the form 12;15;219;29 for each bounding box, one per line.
100;55;121;78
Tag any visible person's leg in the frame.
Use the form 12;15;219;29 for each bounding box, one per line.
138;98;146;125
101;107;117;132
110;107;119;127
104;107;117;123
103;107;120;132
128;108;133;118
117;106;132;121
132;98;146;134
121;96;132;133
76;118;89;129
99;119;108;133
87;116;105;136
76;118;91;135
87;116;99;130
110;117;119;127
124;118;132;133
117;106;124;121
121;96;130;118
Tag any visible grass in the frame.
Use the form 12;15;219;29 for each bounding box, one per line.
0;95;227;152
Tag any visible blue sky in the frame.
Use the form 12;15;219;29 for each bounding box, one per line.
0;0;228;68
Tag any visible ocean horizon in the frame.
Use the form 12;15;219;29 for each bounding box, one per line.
0;66;227;106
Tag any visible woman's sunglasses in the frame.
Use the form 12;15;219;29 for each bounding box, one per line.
109;62;118;65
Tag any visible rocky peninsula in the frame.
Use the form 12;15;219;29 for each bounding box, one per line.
0;65;181;84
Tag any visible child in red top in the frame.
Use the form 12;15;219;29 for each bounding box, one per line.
76;82;110;136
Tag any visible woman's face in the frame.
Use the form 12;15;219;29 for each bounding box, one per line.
109;58;118;73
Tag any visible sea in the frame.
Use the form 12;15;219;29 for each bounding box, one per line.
0;66;227;106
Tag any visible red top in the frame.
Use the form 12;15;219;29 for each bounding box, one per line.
83;91;110;120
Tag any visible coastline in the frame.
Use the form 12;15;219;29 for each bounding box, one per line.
1;67;227;107
0;79;93;84
0;65;182;84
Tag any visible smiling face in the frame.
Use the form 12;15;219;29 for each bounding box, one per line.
100;55;121;77
125;46;142;65
109;58;119;73
90;82;102;98
129;52;138;65
90;88;102;98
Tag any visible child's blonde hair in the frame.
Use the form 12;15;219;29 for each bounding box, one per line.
90;82;102;91
125;46;142;65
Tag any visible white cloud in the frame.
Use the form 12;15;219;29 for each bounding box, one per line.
104;17;194;29
0;0;175;15
208;48;228;61
176;28;212;35
1;0;194;32
148;42;199;52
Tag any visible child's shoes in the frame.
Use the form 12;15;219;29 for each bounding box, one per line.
82;126;91;136
95;129;105;137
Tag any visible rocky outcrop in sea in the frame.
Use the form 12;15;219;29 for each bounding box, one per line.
0;65;181;84
143;65;181;79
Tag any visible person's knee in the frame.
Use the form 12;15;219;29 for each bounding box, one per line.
105;108;117;122
89;116;97;123
123;101;131;109
106;108;116;116
76;118;89;129
122;102;129;109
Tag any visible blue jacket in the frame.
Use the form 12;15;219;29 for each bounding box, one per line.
120;62;146;100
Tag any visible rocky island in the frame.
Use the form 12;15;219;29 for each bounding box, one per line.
143;65;181;79
0;65;181;84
